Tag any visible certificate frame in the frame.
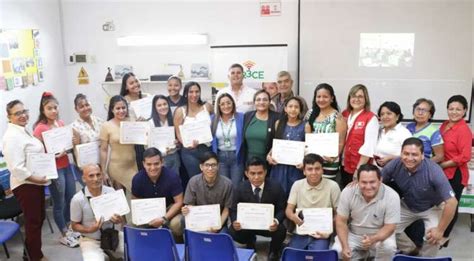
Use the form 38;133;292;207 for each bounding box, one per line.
27;153;58;179
131;198;166;226
41;126;73;154
295;208;333;235
75;141;100;167
185;204;221;232
179;120;212;147
90;189;130;222
272;139;305;166
305;133;339;157
237;203;274;230
119;121;149;145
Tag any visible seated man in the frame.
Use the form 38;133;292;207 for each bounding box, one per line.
381;137;457;257
182;151;233;233
333;164;400;261
285;154;341;250
229;157;287;261
70;164;124;261
131;148;183;240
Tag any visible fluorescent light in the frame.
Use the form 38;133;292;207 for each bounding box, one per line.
117;33;208;46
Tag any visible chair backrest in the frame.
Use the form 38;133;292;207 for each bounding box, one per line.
124;226;179;261
184;229;238;261
0;194;22;220
393;254;452;261
281;247;338;261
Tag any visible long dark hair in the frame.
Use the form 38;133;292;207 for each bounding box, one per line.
120;72;142;98
150;95;173;127
34;92;59;128
107;95;129;120
275;96;305;139
308;83;339;131
182;81;205;115
211;93;236;134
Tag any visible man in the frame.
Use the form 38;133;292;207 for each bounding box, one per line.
229;157;287;260
333;164;400;261
131;148;183;240
285;153;341;250
215;63;257;113
381;137;458;257
70;164;124;261
182;151;233;232
271;71;308;114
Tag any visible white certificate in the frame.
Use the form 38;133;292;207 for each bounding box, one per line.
148;126;176;153
305;133;339;157
296;208;333;235
237;203;274;230
130;96;153;119
185;204;221;232
131;198;166;226
90;189;130;222
75;141;100;167
41;126;73;154
119;121;149;145
179;120;212;147
272;139;306;166
27;153;58;179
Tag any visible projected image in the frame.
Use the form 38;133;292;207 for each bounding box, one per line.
359;33;414;67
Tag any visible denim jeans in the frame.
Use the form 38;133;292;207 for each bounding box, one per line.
217;150;243;188
164;152;181;175
49;165;77;232
289;234;330;250
180;145;210;178
72;164;85;187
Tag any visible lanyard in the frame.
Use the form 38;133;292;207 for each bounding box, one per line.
220;118;234;148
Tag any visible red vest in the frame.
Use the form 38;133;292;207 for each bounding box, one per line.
342;109;375;174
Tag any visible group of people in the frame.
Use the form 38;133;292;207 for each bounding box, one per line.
2;62;472;261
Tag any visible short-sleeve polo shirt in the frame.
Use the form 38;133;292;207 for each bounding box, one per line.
131;167;183;206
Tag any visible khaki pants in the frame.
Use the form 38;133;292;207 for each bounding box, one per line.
79;232;124;261
333;232;396;260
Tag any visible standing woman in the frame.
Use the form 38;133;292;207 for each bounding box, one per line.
33;92;79;247
211;93;244;188
167;76;186;114
341;84;379;187
307;83;347;181
267;97;310;194
3;100;50;261
99;95;138;192
174;81;213;178
149;94;181;174
439;95;472;245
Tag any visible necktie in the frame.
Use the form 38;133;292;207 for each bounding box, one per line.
254;187;261;203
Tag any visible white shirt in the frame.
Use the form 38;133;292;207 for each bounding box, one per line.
346;110;379;157
375;123;412;157
71;115;104;144
216;85;257;113
2;123;50;190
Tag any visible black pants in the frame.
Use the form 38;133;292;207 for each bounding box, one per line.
444;168;464;237
405;220;425;248
229;223;286;253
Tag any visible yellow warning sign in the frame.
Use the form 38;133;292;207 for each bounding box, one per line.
78;67;89;85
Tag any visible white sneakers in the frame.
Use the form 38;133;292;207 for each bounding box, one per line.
60;228;80;248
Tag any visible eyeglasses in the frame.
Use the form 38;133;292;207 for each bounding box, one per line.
415;108;429;114
203;163;218;169
10;109;29;117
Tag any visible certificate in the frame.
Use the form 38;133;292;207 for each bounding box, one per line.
185;204;221;232
27;153;58;179
148;126;176;153
130;96;153;119
272;139;305;166
131;198;166;226
296;208;333;235
237;203;274;230
75;141;100;167
179;120;212;147
119;121;149;145
41;126;73;154
305;133;339;157
90;189;130;222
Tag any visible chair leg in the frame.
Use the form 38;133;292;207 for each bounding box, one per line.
45;214;54;234
19;230;30;261
3;242;10;259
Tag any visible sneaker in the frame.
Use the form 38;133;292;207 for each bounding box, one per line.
60;234;79;248
66;227;81;240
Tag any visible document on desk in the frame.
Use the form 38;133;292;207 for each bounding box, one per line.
179;120;212;147
295;208;333;235
272;139;305;166
119;121;149;145
27;153;58;179
185;204;221;232
41;126;73;154
305;133;339;157
130;96;153;119
148;126;176;153
237;203;274;230
90;189;130;222
75;141;100;167
131;198;166;226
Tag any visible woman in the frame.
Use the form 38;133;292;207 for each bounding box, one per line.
99;95;138;192
211;93;244;188
439;95;472;245
3;100;50;261
174;81;213;178
243;90;280;163
341;84;378;187
33;92;79;248
374;101;411;167
268;97;310;194
149;94;181;174
166;76;186;114
307;83;347;180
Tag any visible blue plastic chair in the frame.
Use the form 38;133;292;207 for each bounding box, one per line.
184;229;255;261
124;226;184;261
0;221;21;259
393;254;452;261
281;247;338;261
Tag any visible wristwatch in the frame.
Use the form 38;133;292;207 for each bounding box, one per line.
162;216;170;226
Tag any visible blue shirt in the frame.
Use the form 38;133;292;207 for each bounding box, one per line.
381;158;454;213
406;122;443;158
131;167;183;206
